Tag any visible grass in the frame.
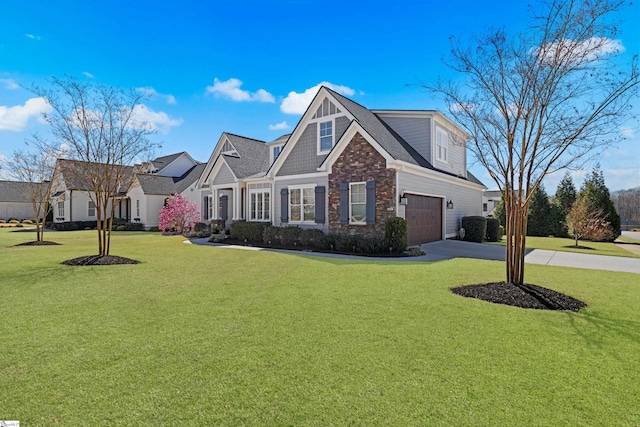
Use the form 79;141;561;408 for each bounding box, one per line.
487;235;640;258
1;228;640;425
618;235;640;244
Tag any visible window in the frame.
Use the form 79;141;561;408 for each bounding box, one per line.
57;201;65;218
136;199;140;217
250;190;270;221
88;201;96;217
436;127;448;162
319;120;333;153
349;182;366;224
208;196;213;221
289;186;315;222
272;145;282;163
483;203;488;212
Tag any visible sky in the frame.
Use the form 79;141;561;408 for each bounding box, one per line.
1;0;638;192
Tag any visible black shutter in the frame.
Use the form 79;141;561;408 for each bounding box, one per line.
203;196;209;220
339;183;349;224
315;186;325;224
366;181;376;225
220;195;228;221
280;188;289;223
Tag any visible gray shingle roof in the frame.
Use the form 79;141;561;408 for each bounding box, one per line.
136;163;206;195
0;180;48;202
56;159;135;192
223;134;270;179
151;152;184;170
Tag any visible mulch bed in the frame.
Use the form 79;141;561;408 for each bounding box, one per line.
451;282;587;311
15;241;60;246
62;255;139;266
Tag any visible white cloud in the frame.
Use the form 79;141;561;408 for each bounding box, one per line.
280;82;356;114
0;78;19;90
25;34;41;40
620;126;635;138
136;86;177;104
268;121;290;131
538;37;624;64
130;104;183;134
0;97;52;132
205;78;275;103
82;71;94;79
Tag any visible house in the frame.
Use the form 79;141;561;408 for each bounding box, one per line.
49;152;206;229
199;87;485;244
0;180;49;220
482;190;502;217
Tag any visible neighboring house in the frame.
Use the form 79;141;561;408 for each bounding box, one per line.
199;86;485;244
50;152;206;229
482;190;502;217
0;180;48;220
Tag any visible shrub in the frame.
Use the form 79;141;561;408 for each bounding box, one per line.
384;217;408;253
499;225;505;238
15;223;24;228
230;221;268;242
193;222;209;233
149;226;160;232
210;220;226;233
461;216;487;243
116;225;126;231
280;226;303;246
22;219;33;225
0;219;6;223
299;229;326;249
262;226;281;245
356;235;387;254
9;219;19;224
124;222;144;231
485;218;501;242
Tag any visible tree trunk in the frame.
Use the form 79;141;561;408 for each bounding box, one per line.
505;190;528;286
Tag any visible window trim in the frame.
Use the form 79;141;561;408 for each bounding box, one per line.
316;118;335;155
248;189;271;222
271;145;283;164
136;199;140;217
88;200;96;217
435;126;448;163
288;184;316;224
349;182;367;225
57;200;65;218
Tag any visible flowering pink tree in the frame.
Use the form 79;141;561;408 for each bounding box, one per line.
158;194;200;235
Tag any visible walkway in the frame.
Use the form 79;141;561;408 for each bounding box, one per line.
186;238;640;274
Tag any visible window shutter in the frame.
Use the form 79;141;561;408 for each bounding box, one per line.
280;188;289;223
366;181;376;225
220;195;228;221
203;196;209;220
315;186;326;224
339;183;349;224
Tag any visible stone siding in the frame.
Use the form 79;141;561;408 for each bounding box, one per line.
328;132;396;237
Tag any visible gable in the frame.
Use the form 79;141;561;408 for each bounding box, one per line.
156;152;199;177
212;161;236;186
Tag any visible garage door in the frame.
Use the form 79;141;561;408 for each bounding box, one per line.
405;195;442;245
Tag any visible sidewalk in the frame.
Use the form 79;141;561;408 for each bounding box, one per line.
186;238;640;274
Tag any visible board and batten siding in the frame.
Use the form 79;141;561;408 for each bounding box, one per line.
377;116;432;164
273;175;329;232
397;171;483;237
212;163;236;186
277;116;350;177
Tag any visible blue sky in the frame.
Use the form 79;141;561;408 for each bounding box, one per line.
1;0;638;191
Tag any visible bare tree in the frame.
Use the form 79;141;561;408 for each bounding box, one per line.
33;76;158;256
5;150;55;241
430;0;639;285
612;187;640;225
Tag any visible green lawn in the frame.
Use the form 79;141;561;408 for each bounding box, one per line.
2;229;640;425
487;235;640;258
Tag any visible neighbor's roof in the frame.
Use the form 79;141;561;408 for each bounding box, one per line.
55;159;135;192
150;152;184;170
0;180;48;203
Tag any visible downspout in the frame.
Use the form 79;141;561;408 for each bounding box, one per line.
69;190;73;222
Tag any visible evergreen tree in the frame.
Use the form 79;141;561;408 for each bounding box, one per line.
552;172;577;237
579;165;620;238
527;185;552;236
493;197;506;228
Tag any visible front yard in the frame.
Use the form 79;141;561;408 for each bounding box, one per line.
487;235;640;258
1;229;639;425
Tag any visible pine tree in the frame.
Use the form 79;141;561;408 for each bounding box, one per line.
579;165;620;239
552;172;577;237
527;185;551;236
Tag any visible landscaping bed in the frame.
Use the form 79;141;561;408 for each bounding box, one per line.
61;255;139;266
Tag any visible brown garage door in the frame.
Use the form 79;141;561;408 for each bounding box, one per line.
406;195;442;245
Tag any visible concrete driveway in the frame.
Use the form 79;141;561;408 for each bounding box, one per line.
421;239;640;274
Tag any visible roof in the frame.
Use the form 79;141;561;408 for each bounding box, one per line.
56;159;135;192
0;180;48;203
222;133;271;179
269;134;290;144
137;163;206;195
150;152;184;170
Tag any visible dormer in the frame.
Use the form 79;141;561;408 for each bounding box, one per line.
311;98;343;155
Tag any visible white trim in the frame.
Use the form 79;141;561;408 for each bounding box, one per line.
316;117;335;155
157;152;198;176
319;121;394;172
270;144;284;165
208;156;238;187
248;188;272;222
287;184;317;224
274;172;326;182
87;200;96;217
391;160;486;190
435;125;448;164
349;181;367;225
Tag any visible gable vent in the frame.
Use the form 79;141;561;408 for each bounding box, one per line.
312;98;341;119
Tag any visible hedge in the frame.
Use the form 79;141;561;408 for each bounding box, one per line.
230;221;268;242
461;216;487;243
485;218;501;242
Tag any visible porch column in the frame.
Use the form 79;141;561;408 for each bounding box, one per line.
232;186;239;220
212;189;218;220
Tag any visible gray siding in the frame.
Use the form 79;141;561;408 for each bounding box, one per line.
212;163;235;185
432;120;467;178
277;115;349;177
378;116;431;163
273;175;329;232
397;171;482;237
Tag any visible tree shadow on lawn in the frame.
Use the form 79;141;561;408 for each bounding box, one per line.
564;310;640;352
